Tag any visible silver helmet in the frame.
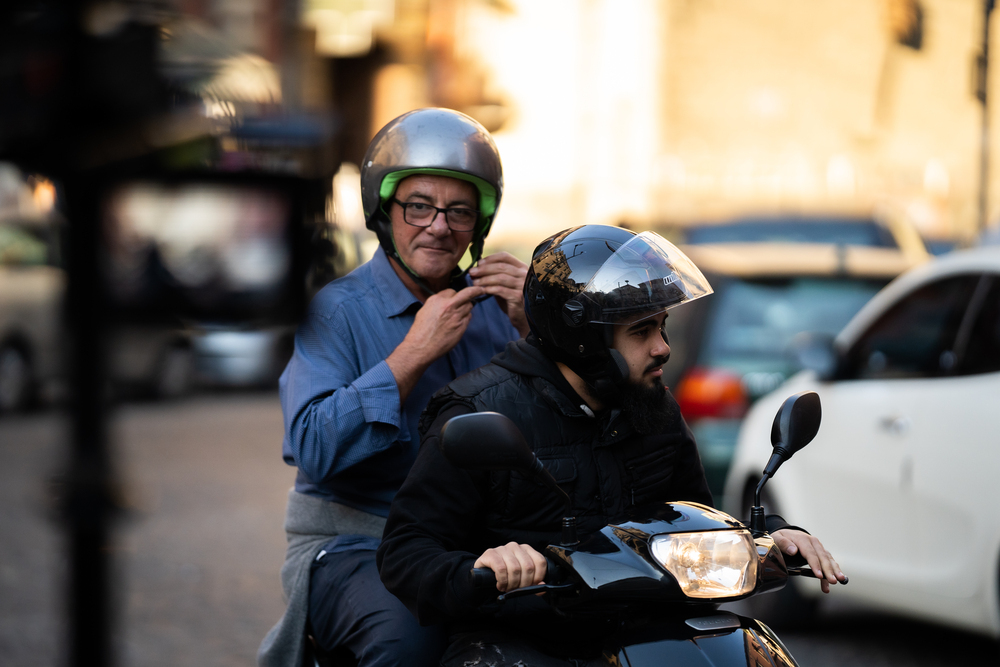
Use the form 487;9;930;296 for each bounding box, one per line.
360;108;503;288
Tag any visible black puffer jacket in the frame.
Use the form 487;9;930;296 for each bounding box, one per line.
376;336;713;632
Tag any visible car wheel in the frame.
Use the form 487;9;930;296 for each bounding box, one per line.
154;345;193;399
0;345;33;413
740;478;819;630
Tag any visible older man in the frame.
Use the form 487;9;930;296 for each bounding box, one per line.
259;108;528;667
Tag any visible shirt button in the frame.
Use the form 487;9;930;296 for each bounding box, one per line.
611;430;618;437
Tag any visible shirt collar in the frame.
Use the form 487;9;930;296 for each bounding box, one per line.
371;246;422;317
371;245;475;317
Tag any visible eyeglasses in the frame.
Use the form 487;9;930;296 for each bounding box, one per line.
391;198;479;232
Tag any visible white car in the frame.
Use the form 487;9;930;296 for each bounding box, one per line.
723;245;1000;638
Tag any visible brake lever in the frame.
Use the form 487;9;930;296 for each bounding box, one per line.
497;582;576;602
787;565;848;585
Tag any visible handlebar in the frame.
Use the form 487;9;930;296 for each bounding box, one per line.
787;565;848;584
782;549;847;584
470;567;497;590
468;557;575;600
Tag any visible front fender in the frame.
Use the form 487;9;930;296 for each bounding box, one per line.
611;612;798;667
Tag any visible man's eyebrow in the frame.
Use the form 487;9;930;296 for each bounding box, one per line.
625;312;668;332
626;320;656;332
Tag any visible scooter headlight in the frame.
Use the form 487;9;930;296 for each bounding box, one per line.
649;529;758;599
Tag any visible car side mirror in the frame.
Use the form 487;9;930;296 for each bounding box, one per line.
789;332;839;381
749;391;822;535
440;412;578;545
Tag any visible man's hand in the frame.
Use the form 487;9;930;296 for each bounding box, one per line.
474;542;547;593
387;286;486;401
468;252;530;337
771;529;847;594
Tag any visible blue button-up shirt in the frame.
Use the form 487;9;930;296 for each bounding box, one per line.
280;247;520;517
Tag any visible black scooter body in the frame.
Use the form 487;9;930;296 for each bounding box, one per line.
538;501;797;666
608;612;797;667
546;501;788;603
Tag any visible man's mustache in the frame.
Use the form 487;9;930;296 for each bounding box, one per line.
645;355;669;373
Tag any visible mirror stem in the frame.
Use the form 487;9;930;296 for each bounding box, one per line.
560;516;578;546
750;473;771;536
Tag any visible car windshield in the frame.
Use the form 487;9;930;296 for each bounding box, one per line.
702;277;885;378
686;218;897;248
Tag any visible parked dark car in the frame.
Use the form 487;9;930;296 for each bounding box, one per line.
662;241;926;498
656;213;930;263
191;324;294;389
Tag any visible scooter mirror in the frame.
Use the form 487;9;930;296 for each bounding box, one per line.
751;391;822;534
770;391;821;454
762;391;821;479
440;412;537;473
440;412;575;542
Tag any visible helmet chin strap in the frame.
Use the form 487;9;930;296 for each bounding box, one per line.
537;322;631;405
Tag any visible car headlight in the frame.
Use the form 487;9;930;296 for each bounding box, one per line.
649;529;758;599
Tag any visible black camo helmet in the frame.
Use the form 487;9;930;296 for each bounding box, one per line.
524;225;712;391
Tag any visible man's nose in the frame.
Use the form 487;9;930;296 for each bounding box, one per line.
653;335;670;358
426;209;450;235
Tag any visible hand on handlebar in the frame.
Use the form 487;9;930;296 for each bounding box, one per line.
772;528;848;593
473;542;547;593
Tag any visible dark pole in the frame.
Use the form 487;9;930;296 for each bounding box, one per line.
978;1;995;237
0;0;117;662
61;3;117;663
63;172;116;667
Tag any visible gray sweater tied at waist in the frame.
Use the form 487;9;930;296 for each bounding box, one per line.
257;489;386;667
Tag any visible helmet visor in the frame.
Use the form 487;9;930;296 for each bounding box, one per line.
579;231;713;325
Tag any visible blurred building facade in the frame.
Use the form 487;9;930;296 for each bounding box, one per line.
469;0;994;248
166;0;997;250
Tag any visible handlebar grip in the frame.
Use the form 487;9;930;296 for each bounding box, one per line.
470;557;565;590
782;547;810;568
469;567;497;590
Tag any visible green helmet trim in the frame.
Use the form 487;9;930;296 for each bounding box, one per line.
379;168;498;221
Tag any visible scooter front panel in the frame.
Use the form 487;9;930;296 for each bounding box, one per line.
610;614;798;667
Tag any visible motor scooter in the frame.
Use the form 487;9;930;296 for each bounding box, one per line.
438;390;839;667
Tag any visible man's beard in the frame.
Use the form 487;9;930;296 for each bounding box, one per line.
593;356;678;434
619;375;678;434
